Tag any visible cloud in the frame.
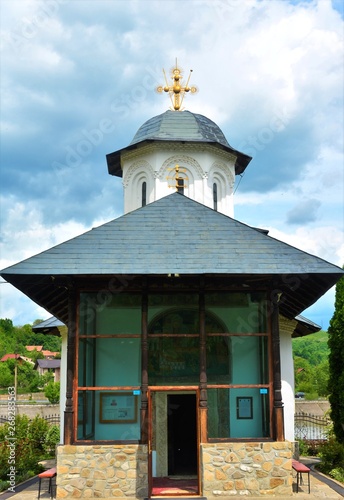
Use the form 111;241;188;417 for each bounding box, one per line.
0;0;343;328
286;198;321;224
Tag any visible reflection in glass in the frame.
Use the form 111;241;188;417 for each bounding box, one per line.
148;337;199;385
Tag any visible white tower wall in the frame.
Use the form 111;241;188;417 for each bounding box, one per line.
121;143;236;216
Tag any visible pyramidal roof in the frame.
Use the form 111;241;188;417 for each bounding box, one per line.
1;193;342;322
106;110;252;177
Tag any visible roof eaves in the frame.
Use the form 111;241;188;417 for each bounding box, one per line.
106;139;252;177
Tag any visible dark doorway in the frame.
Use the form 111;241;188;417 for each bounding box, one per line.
167;394;197;475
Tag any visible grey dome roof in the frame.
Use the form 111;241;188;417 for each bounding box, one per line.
107;110;252;177
130;110;231;148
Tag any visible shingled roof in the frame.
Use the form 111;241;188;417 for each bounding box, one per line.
106;110;252;177
32;316;64;336
1;193;342;323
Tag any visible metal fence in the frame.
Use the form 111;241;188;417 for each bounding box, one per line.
0;412;330;442
294;412;331;442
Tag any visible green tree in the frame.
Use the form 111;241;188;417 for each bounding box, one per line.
0;319;16;358
4;359;41;393
0;363;13;388
28;350;45;363
44;381;60;404
315;360;329;397
294;356;314;393
0;318;62;361
328;272;344;442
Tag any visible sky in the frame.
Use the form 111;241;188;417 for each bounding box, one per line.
0;0;343;329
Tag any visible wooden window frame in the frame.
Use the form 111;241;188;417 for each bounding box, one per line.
72;287;275;444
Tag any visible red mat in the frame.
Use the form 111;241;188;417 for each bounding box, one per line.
152;477;198;495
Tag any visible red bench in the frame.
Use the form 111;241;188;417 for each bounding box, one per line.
292;459;310;493
38;467;56;499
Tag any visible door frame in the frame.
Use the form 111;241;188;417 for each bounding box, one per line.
148;387;200;497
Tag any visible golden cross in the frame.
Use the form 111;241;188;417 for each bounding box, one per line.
157;59;198;111
167;164;188;191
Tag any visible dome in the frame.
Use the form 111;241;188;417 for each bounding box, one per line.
107;110;251;177
130;110;231;148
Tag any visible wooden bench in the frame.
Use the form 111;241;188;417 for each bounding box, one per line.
38;467;56;499
292;459;310;493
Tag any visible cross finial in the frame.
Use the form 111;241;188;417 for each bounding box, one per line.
157;59;198;111
167;164;188;192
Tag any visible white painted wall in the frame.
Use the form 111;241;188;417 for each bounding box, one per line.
121;143;236;216
59;326;67;443
279;318;297;442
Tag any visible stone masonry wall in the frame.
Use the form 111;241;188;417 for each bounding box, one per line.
201;442;293;497
56;444;148;499
56;441;292;498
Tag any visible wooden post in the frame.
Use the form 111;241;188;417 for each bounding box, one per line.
141;290;148;444
199;287;207;443
64;289;76;445
271;288;285;441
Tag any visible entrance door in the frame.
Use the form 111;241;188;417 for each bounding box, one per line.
148;390;199;496
168;394;197;475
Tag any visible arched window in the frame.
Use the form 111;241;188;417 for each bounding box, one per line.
142;181;147;207
177;177;184;194
213;182;218;211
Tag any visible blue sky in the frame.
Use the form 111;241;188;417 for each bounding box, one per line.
0;0;343;329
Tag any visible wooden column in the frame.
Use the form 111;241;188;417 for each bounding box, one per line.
271;289;285;442
64;289;77;445
141;290;148;444
199;287;207;443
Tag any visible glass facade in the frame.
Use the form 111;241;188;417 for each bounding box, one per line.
208;388;270;439
76;290;270;442
77;293;141;440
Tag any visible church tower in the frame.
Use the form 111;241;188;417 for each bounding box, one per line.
106;62;251;216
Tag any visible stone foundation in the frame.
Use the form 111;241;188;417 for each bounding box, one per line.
56;444;148;499
56;441;293;498
201;442;293;497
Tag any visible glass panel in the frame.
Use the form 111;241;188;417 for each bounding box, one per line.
79;293;141;335
78;338;141;387
205;292;267;333
230;388;270;438
77;390;141;441
142;181;147;207
148;337;199;385
96;338;141;386
77;390;94;439
208;388;230;438
208;388;270;438
232;336;269;384
148;294;198;334
207;336;231;384
78;338;95;386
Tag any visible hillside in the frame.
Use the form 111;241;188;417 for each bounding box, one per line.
292;330;330;399
0;318;61;394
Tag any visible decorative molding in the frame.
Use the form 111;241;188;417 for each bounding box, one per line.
209;161;235;187
123;160;155;188
158;155;204;180
121;142;237;165
279;315;298;336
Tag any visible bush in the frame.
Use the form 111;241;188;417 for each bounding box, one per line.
318;435;344;484
44;425;60;455
0;415;56;492
297;439;318;457
44;381;60;404
28;415;49;450
329;468;344;483
297;440;309;456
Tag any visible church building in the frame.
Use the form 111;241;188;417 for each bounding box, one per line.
1;63;343;498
